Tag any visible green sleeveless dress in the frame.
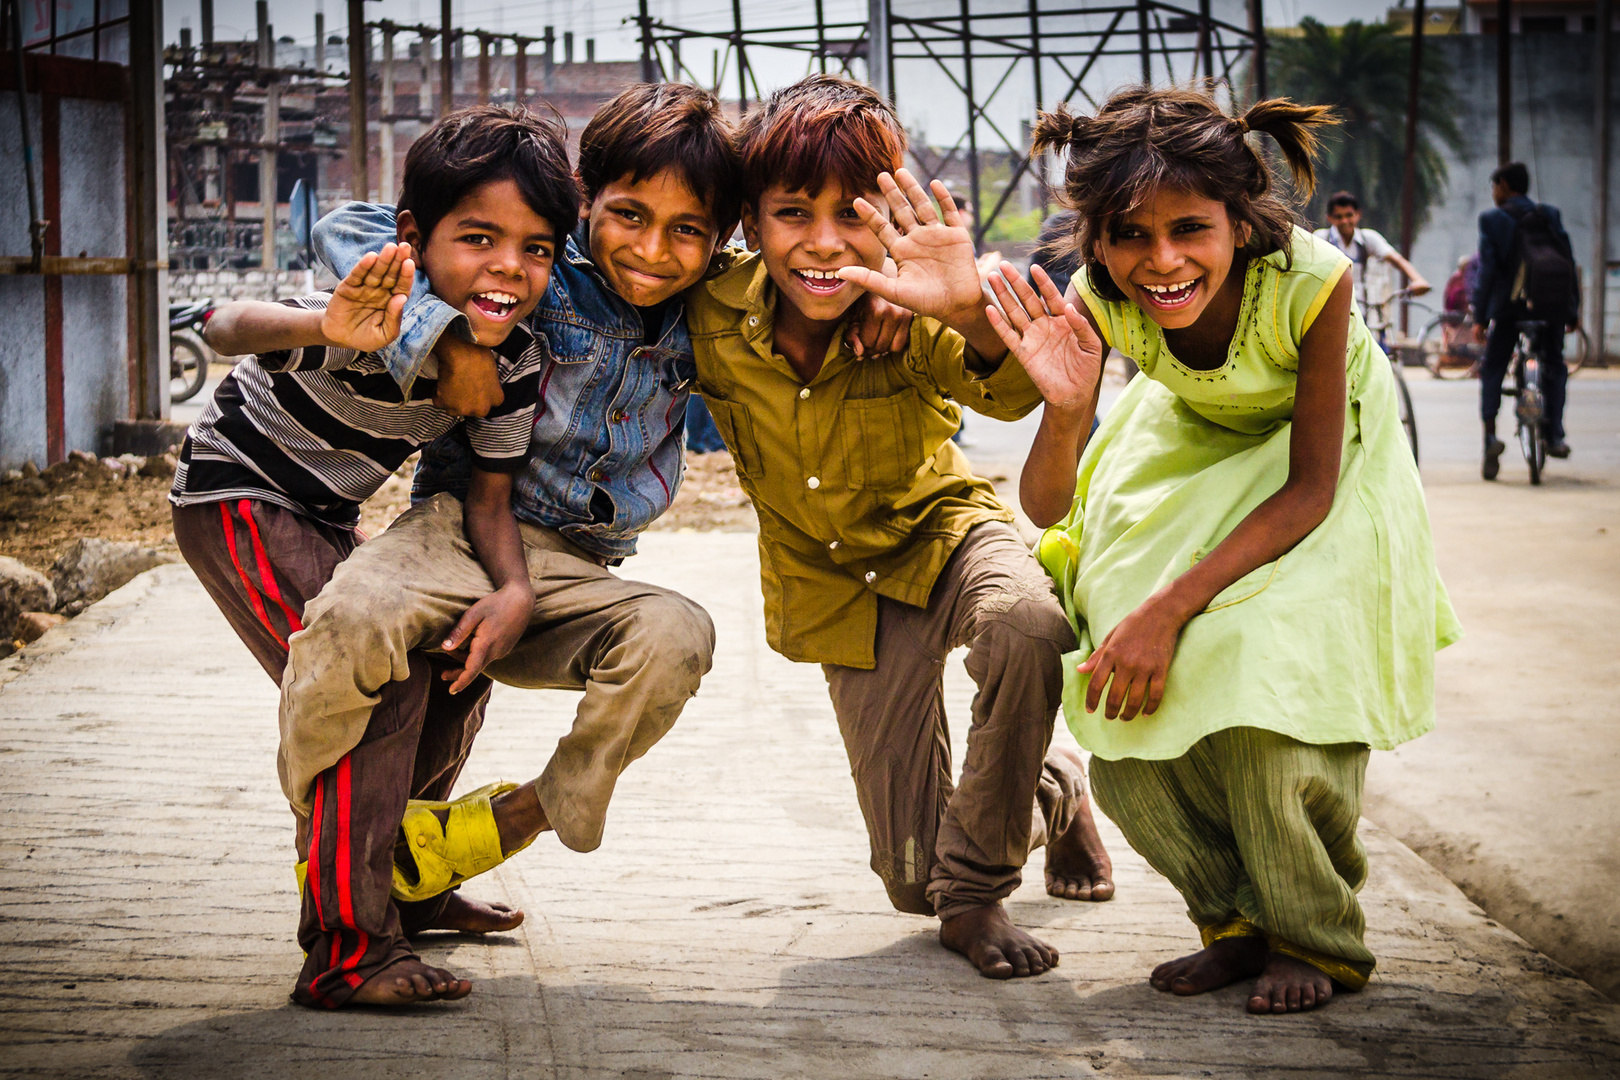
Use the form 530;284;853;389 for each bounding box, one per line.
1038;227;1462;761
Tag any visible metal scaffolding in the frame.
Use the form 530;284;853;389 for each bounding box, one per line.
627;0;1267;245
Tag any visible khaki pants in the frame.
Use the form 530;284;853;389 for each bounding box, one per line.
823;522;1084;921
1089;727;1375;989
280;492;716;853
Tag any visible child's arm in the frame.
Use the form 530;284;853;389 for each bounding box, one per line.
983;265;1108;527
1381;249;1431;297
836;169;1007;362
204;244;414;360
1078;274;1352;724
439;468;534;695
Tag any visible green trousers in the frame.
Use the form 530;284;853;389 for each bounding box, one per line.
1089;727;1375;989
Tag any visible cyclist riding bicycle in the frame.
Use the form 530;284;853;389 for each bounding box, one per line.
1473;161;1580;479
1314;191;1431;314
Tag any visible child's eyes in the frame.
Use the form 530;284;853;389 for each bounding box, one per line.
614;209;643;225
460;233;492;246
527;244;553;259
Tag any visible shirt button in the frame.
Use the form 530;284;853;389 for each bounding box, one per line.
806;476;821;490
798;387;810;399
612;410;627;422
748;316;759;326
864;571;877;583
828;540;840;550
590;469;605;482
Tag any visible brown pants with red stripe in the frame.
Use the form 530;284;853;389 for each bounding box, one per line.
172;500;492;1008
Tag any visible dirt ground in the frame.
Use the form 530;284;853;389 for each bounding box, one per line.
0;448;756;577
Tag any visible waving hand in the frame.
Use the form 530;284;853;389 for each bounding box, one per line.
985;264;1105;409
835;169;984;323
319;241;416;354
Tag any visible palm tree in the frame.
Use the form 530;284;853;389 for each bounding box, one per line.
1267;18;1463;236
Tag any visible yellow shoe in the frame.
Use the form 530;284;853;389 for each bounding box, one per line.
391;781;531;903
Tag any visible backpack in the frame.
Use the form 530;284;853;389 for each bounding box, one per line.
1506;203;1578;320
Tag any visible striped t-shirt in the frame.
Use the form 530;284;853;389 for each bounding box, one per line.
171;293;542;527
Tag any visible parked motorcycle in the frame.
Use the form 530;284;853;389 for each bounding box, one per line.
170;298;215;403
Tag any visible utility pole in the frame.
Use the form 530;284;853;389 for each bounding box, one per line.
420;30;435;118
639;0;656;82
1399;0;1425;335
1594;0;1612;363
1497;0;1511;163
349;0;369;201
477;32;490;103
258;1;278;271
380;24;396;202
868;0;892;101
1248;0;1267;101
440;0;454;116
130;0;169;422
315;2;326;72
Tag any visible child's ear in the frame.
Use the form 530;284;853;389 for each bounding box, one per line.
740;203;760;251
397;211;423;251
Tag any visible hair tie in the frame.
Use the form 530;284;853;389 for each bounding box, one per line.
1235;116;1251;135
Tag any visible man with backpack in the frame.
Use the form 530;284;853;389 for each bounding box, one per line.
1473;161;1580;478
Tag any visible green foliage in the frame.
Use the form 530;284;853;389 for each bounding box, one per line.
1267;18;1463;237
983;207;1045;243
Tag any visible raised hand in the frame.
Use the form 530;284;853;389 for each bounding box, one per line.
835;169;983;323
319;241;415;354
985;263;1104;410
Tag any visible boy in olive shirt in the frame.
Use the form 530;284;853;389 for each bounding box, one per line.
685;75;1114;980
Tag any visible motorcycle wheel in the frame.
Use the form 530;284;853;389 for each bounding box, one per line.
170;331;210;403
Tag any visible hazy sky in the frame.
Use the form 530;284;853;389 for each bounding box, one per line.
164;0;1403;56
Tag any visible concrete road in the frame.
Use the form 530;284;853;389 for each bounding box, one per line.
965;366;1620;1003
2;538;1619;1078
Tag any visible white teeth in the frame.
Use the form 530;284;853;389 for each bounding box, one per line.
478;291;520;305
797;268;840;280
1144;282;1195;295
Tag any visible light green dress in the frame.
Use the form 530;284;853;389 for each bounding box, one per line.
1038;227;1462;761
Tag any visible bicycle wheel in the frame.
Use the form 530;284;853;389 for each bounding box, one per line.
1417;314;1478;379
1515;359;1545;485
169;332;209;403
1565;325;1591;374
1391;359;1419;465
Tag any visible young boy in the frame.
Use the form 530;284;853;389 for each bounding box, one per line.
172;104;576;1008
291;83;747;950
683;75;1114;979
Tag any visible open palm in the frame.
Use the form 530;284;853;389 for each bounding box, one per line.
319;241;415;354
985;264;1105;409
836;169;983;322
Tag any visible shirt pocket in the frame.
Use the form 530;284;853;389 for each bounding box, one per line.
840;390;923;490
538;317;603;364
705;397;765;479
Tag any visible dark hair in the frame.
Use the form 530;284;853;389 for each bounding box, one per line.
577;82;743;239
1325;191;1360;212
1031;86;1337;302
738;74;906;204
397;104;580;247
1490;161;1530;195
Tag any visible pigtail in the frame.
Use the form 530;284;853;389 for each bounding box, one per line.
1031;106;1096;158
1238;98;1338;198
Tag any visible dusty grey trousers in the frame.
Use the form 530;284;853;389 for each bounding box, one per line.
280;492;716;853
823;521;1085;921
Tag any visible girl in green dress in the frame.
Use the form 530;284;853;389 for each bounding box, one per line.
984;87;1461;1014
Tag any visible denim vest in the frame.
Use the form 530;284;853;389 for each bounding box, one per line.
312;206;695;561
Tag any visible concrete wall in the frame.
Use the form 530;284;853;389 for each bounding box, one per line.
169;268;336;304
1410;33;1619;354
0;88;130;471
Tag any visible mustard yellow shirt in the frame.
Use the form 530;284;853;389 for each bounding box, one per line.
685;251;1044;668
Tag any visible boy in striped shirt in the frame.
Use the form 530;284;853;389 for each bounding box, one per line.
169;105;576;1008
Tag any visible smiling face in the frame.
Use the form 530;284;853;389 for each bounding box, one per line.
742;180;888;325
398;177;556;347
1327;202;1361;244
1095;186;1251;331
586;168;721;307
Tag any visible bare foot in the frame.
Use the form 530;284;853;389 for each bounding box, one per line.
415;890;524;935
348;957;472;1006
939;902;1059;980
1150;935;1268;995
1044;747;1115;902
1247;953;1334;1014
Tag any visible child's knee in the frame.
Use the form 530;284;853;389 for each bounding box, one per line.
627;593;715;690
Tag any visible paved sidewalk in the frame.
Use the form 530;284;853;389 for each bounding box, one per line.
3;540;1619;1079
